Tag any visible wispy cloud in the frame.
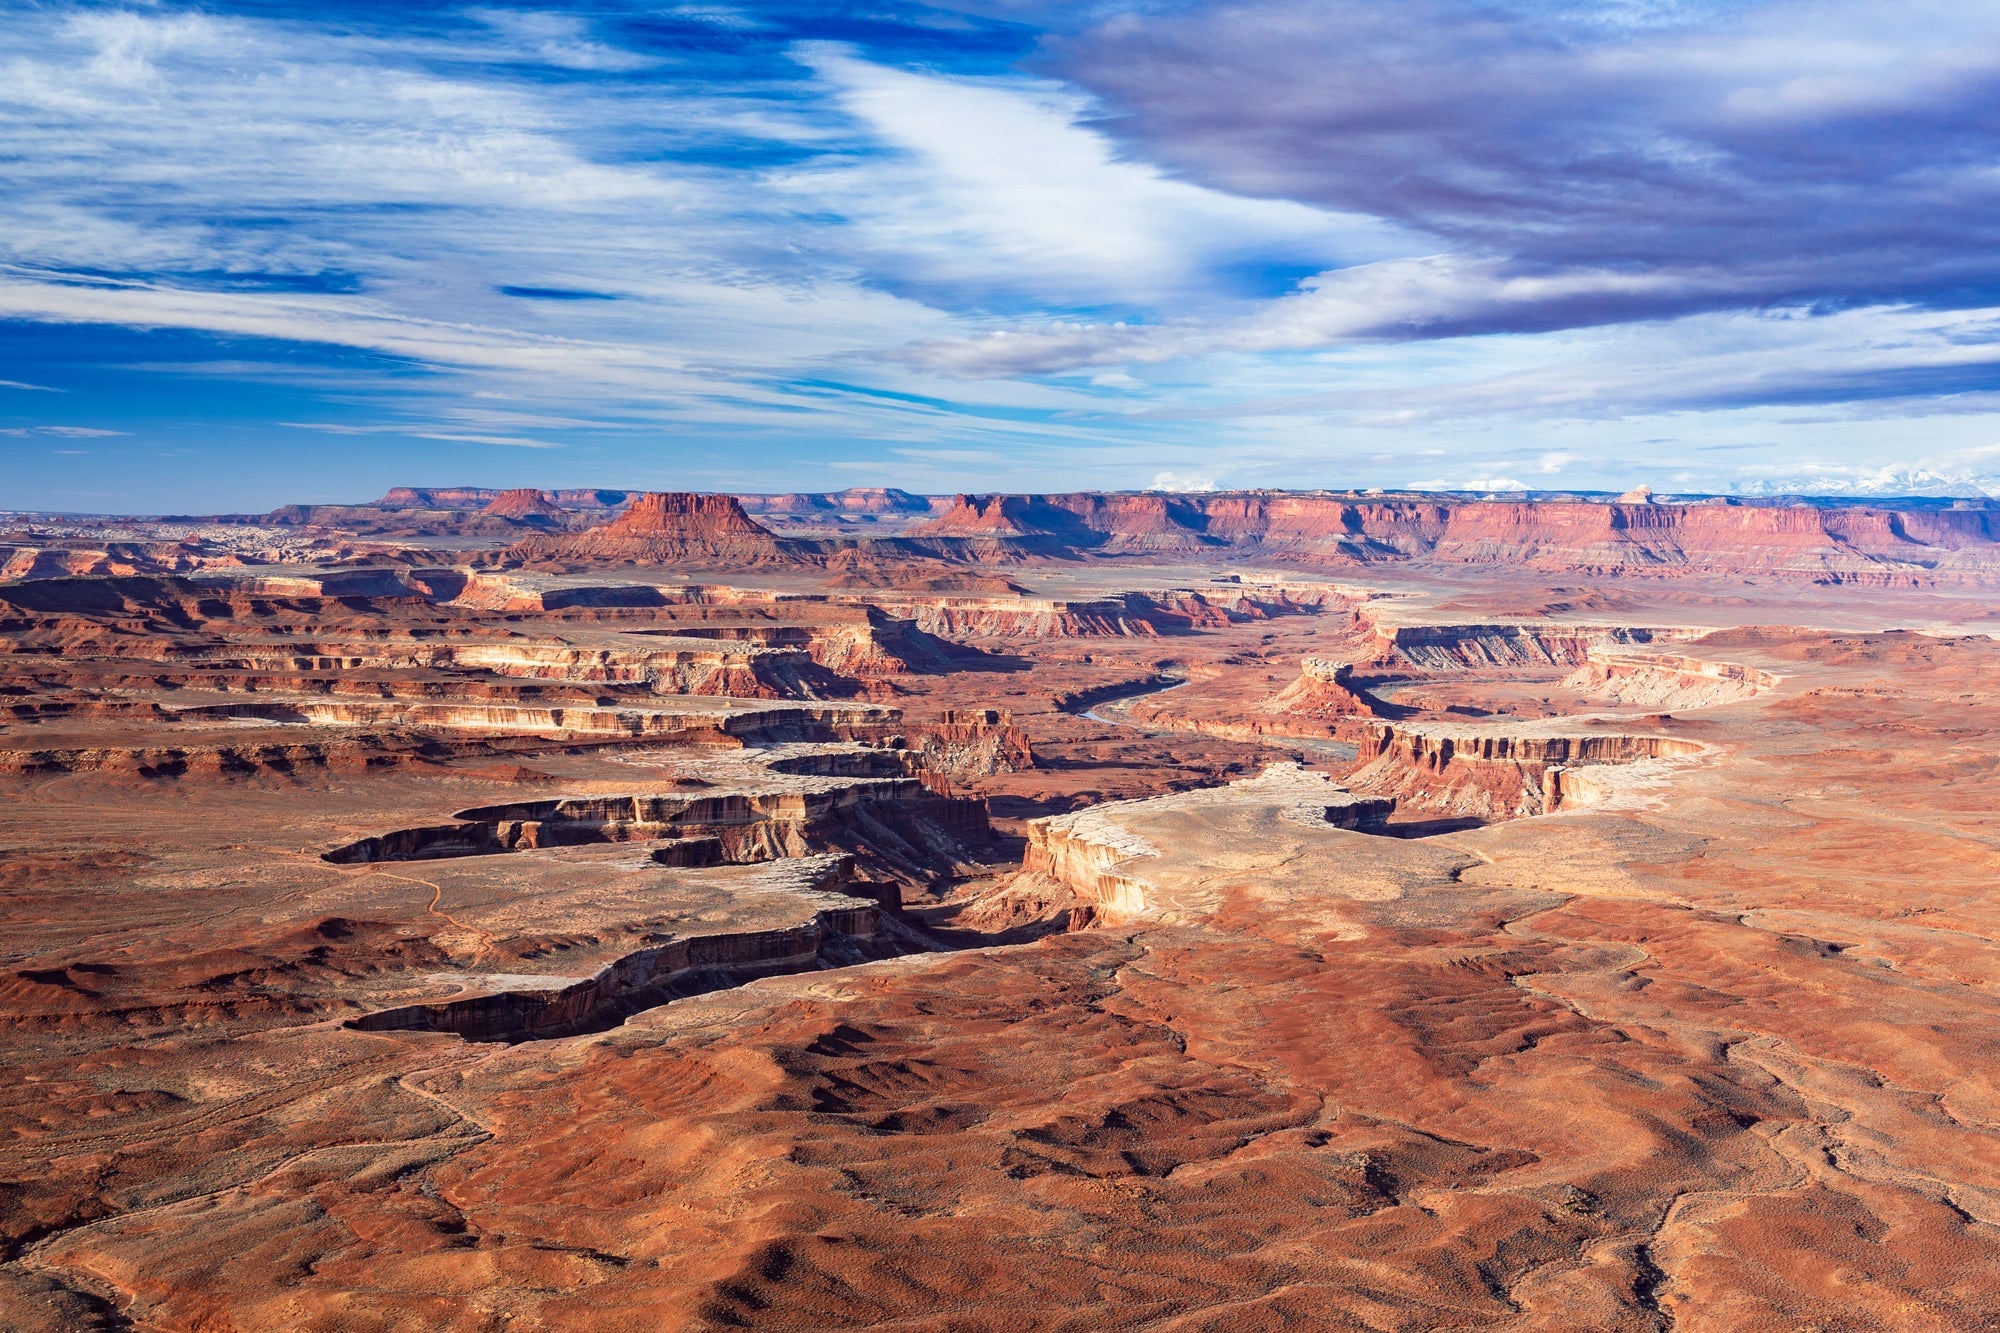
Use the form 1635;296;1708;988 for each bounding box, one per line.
280;422;559;448
410;432;561;449
787;44;1400;308
6;1;2000;507
903;255;1698;375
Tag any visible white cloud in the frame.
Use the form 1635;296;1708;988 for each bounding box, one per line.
278;421;558;448
904;254;1693;376
6;6;2000;505
466;10;657;72
1148;471;1218;491
787;45;1406;308
890;447;1004;463
1410;475;1530;491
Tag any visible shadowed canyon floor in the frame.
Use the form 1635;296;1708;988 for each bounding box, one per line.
4;492;2000;1330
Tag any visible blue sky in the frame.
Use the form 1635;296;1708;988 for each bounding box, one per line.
7;0;2000;511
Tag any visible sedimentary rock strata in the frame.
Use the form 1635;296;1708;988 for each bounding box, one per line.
1017;764;1397;923
1563;649;1779;708
1351;720;1712;818
508;492;797;568
7;493;2000;1331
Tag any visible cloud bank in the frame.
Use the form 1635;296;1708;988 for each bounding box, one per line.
3;1;2000;506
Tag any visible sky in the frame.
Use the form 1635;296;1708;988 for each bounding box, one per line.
8;0;2000;511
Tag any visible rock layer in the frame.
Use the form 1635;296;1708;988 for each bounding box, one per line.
508;492;794;568
911;492;2000;584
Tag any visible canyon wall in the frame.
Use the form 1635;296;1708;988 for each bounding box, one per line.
346;857;875;1041
1563;651;1779;708
1350;722;1710;818
908;492;2000;582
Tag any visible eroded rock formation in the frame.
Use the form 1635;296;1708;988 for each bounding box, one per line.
482;489;566;524
508;492;795;568
911;491;2000;584
1350;720;1711;818
1265;656;1376;719
10;492;2000;1330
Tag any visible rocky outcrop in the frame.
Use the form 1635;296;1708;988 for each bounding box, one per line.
0;704;904;777
1563;651;1779;709
906;709;1035;780
1013;766;1395;924
1350;721;1710;818
174;699;767;738
346;856;882;1041
1265;658;1376;720
878;587;1336;639
107;637;858;700
1369;622;1696;670
482;489;566;524
506;493;796;569
323;764;990;883
604;492;771;539
1018;806;1159;920
447;640;851;698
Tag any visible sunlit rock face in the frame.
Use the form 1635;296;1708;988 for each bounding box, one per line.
7;493;2000;1330
907;492;2000;584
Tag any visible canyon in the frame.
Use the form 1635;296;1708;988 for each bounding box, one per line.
3;489;2000;1331
21;485;1993;586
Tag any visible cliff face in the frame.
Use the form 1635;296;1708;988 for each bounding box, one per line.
907;708;1035;779
1563;651;1778;709
1370;623;1693;669
1266;658;1375;719
909;492;2000;582
1350;721;1710;818
603;492;772;537
1422;501;2000;578
325;486;2000;583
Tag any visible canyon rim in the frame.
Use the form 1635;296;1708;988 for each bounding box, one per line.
3;486;2000;1330
13;0;2000;1326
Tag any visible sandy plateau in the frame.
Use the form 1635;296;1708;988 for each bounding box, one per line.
4;488;2000;1331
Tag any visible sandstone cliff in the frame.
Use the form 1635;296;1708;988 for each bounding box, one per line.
910;492;2000;583
482;488;567;524
1265;657;1376;720
1349;721;1710;818
506;492;796;569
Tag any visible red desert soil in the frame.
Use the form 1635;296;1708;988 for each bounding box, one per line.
3;490;2000;1331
